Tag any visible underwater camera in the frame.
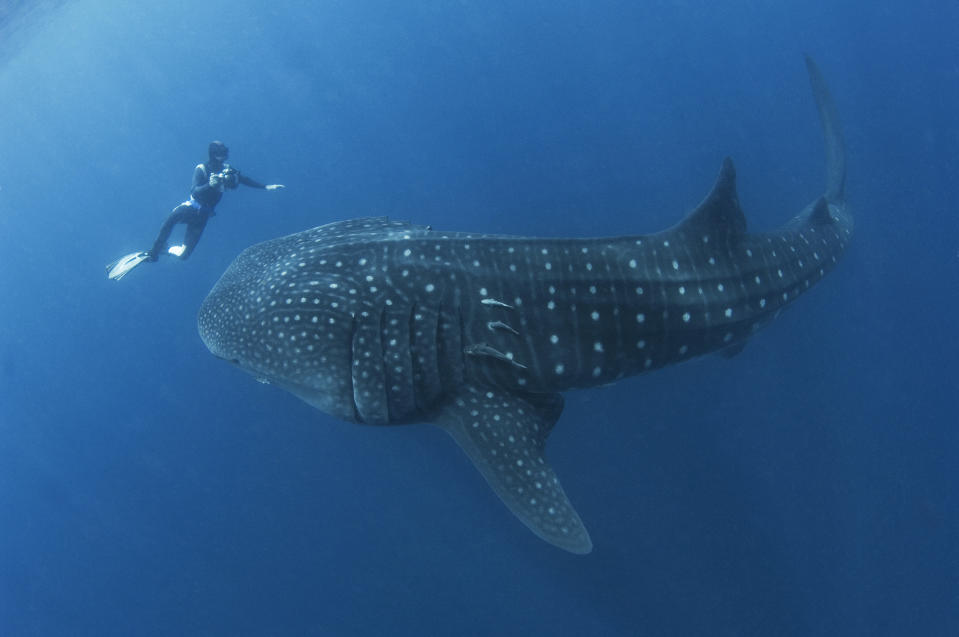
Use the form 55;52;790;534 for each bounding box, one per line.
219;163;239;189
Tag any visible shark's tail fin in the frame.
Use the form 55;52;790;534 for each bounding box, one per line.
805;55;846;204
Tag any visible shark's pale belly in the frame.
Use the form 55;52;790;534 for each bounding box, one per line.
198;57;850;554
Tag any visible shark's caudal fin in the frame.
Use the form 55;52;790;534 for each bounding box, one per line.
805;55;846;204
434;385;592;554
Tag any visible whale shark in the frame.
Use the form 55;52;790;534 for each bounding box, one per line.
198;58;850;554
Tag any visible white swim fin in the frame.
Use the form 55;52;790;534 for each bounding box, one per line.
168;244;186;257
106;251;150;281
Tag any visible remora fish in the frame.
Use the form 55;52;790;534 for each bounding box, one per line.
198;58;850;554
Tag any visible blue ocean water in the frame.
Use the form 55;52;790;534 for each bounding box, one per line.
1;1;956;635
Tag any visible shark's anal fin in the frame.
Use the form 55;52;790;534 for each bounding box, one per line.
433;385;592;554
717;340;748;359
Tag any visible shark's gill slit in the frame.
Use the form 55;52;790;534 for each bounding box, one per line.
407;300;420;412
453;305;467;378
435;301;459;396
348;312;361;422
377;303;392;421
433;301;445;396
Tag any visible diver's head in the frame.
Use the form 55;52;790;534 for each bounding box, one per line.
208;141;229;164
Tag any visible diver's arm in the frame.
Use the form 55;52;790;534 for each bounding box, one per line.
239;173;284;191
238;174;266;189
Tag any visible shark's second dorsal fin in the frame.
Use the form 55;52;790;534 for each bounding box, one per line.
671;157;747;241
786;196;836;232
809;196;833;225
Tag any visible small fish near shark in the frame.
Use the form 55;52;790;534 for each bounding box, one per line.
198;58;851;554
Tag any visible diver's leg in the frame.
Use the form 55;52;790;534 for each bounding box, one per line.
178;216;209;260
149;204;192;259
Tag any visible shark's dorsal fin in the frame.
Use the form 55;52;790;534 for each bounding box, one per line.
434;385;592;554
671;157;746;240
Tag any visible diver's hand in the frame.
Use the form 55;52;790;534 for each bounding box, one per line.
209;173;223;189
265;184;285;191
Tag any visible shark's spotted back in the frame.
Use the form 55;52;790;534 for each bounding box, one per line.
199;58;851;553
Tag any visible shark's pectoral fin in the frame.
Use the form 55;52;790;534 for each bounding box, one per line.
432;385;592;554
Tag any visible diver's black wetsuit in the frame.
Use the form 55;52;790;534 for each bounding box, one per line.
150;160;265;260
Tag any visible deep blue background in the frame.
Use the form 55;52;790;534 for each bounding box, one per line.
1;1;956;635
